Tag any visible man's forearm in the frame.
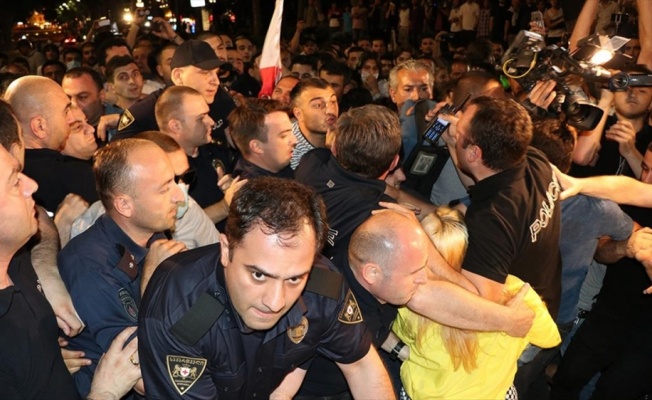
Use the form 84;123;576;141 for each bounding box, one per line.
577;175;652;207
408;279;520;332
594;238;629;265
32;208;66;296
203;199;229;224
570;0;599;51
338;347;394;399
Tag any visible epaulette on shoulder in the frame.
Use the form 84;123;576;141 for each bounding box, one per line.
304;262;344;301
170;292;225;347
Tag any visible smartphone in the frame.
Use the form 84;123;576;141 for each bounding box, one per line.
98;18;111;27
423;93;471;144
531;11;544;28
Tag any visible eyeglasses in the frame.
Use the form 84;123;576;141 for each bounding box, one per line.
174;167;196;185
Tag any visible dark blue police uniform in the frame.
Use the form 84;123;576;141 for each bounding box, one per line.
139;244;372;400
114;87;236;143
58;214;162;397
232;157;294;180
188;143;234;210
294;148;394;260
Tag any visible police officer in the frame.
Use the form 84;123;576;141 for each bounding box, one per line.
138;177;394;399
114;39;236;148
58;139;186;397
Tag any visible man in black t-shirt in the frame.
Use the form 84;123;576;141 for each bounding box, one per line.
0;139;140;399
452;97;562;397
5;76;99;213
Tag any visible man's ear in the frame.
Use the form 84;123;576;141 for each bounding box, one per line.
171;68;183;86
360;262;381;286
250;140;264;155
219;233;231;267
293;106;303;122
167;118;183;136
29;116;48;140
388;86;397;104
388;154;399;172
113;194;134;218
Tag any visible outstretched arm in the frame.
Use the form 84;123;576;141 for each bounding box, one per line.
32;207;84;337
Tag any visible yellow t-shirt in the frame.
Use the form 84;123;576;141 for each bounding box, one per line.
393;275;561;400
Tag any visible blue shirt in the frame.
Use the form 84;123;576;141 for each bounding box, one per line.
58;214;162;397
557;195;633;324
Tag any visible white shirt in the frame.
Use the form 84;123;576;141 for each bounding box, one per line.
460;1;480;31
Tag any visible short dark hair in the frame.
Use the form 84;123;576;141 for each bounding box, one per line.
61;47;82;60
335;104;401;178
42;43;60;57
531;118;575;173
452;70;500;104
226;177;329;257
0;100;20;151
134;130;182;153
357;52;379;71
41;59;66;73
290;54;318;71
150;43;178;79
290;77;332;106
63;67;104;91
105;55;138;83
464;97;532;171
94;139;154;210
97;38;131;67
227;98;288;155
319;60;352;84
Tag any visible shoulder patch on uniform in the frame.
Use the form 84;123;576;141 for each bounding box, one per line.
305;266;343;300
166;355;207;395
287;316;309;344
118;287;138;322
338;289;363;324
118;109;135;131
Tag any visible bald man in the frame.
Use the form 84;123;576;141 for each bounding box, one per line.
298;208;536;397
4;76;99;213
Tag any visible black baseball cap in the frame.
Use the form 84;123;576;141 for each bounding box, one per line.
170;39;223;70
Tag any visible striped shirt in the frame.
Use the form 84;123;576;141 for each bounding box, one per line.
291;121;316;169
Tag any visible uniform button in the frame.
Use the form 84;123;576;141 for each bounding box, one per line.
253;393;257;397
225;309;230;314
214;290;221;297
226;317;231;321
257;367;263;373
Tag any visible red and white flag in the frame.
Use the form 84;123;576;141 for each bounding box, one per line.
258;0;284;98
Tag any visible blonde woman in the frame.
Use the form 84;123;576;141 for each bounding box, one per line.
393;207;561;399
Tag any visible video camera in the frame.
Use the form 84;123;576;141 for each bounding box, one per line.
501;31;652;130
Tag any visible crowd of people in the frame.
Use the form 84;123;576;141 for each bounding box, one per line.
1;0;652;399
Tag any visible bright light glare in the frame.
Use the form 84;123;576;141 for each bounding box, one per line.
123;12;133;23
591;49;614;65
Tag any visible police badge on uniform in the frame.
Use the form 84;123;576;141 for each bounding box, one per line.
118;109;135;131
287;316;309;344
166;355;207;395
338;289;363;324
118;288;138;322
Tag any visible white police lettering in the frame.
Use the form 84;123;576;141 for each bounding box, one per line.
529;172;560;243
327;228;338;246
